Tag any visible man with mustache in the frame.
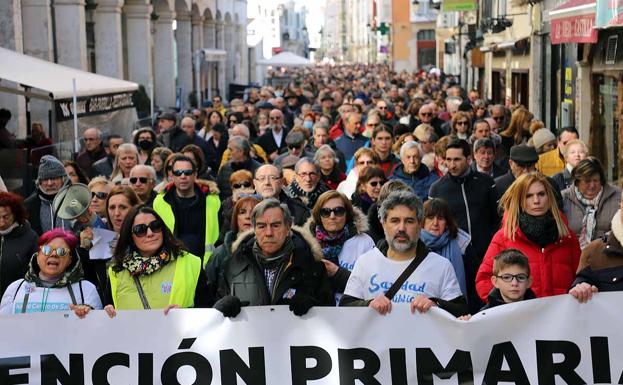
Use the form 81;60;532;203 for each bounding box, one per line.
340;190;467;317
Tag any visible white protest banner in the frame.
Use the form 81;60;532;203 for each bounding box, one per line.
1;293;623;384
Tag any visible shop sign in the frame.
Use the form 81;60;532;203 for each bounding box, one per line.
442;0;476;12
551;14;598;44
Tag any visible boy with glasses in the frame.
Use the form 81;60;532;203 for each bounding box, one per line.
459;249;534;319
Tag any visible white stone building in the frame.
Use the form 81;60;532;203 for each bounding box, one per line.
0;0;249;137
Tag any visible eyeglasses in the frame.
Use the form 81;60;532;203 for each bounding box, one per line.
132;220;163;237
270;116;281;121
40;245;70;257
255;176;281;182
129;177;152;185
91;191;108;200
495;273;529;283
233;181;253;189
298;172;318;179
369;180;385;187
456;121;469;126
378;106;387;110
172;169;194;177
319;206;347;218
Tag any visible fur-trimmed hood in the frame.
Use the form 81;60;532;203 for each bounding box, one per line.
304;206;369;236
231;225;324;261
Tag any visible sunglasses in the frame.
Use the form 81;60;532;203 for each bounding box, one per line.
378;106;387;110
40;245;70;257
420;112;433;117
456;121;469;126
495;273;529;283
233;181;253;189
129;177;151;185
288;144;302;150
493;116;504;121
172;169;194;177
319;206;347;218
91;191;108;200
132;220;163;237
369;180;385;187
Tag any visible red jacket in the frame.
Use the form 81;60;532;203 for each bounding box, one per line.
475;215;580;301
329;118;345;140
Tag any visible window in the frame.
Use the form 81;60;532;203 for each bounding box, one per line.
417;30;435;41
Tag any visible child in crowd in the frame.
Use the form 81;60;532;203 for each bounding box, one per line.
459;249;535;320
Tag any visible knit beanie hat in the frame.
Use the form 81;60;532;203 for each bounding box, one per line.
532;129;556;150
38;155;66;181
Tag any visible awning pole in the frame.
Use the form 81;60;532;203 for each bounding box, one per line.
149;82;154;126
72;78;78;156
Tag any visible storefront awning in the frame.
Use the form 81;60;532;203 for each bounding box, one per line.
549;0;597;44
595;0;623;28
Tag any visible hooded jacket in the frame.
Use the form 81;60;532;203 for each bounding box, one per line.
215;226;334;307
0;248;102;315
0;221;38;297
305;207;375;294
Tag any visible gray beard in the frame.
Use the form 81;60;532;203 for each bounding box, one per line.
389;238;418;253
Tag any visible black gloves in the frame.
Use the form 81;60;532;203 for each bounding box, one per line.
214;296;242;318
289;294;316;316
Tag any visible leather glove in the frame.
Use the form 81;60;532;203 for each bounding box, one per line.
214;295;242;318
289;294;316;316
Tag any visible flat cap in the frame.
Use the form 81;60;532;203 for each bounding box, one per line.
510;144;538;165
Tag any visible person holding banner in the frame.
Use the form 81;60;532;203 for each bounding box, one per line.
0;229;102;316
213;199;334;317
476;172;580;301
102;205;209;316
340;191;467;317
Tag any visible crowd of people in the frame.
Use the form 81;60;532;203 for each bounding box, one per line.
0;64;619;322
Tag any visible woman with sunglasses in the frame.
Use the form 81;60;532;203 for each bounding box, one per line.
351;166;386;215
87;177;111;224
306;191;374;303
0;228;102;316
450;111;472;141
218;170;255;240
102;205;208;316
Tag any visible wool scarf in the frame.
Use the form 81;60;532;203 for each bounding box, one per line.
420;229;467;296
518;212;559;247
574;185;603;249
288;180;329;208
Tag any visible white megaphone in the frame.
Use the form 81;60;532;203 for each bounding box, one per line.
52;183;93;222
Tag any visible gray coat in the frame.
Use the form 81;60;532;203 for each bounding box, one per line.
562;183;621;243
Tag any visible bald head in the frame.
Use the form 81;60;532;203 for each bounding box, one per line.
83;127;102;151
253;164;283;198
181;117;196;137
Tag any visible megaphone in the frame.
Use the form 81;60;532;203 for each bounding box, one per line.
53;183;92;221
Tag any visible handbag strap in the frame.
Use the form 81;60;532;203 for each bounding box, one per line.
132;276;151;310
384;244;428;301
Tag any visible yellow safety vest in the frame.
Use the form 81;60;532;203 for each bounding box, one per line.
153;192;220;267
108;252;202;310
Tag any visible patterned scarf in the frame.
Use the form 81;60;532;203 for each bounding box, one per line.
574;185;603;249
287;180;329;208
122;247;173;276
253;237;294;294
315;225;349;265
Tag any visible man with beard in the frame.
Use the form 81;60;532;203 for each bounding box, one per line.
24;155;72;235
217;137;262;200
340;191;467;317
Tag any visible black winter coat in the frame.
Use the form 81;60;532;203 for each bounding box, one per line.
216;227;334;307
0;221;38;297
429;169;500;259
206;230;237;306
280;192;310;227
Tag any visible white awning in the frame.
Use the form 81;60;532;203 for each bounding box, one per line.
0;47;138;101
256;51;313;67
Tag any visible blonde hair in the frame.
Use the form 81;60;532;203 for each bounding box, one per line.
500;172;568;241
88;176;110;190
501;107;533;145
